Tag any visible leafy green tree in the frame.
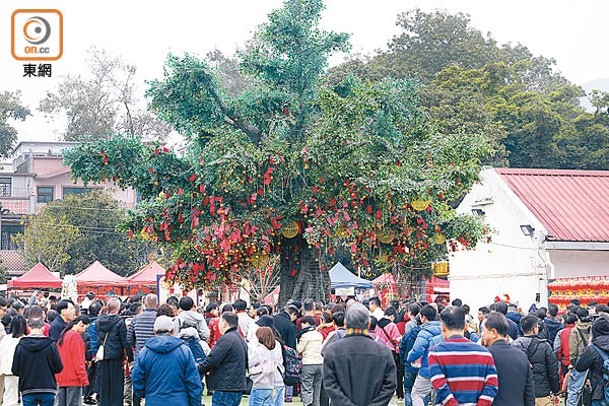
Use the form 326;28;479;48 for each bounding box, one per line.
0;91;30;157
65;0;490;303
14;191;153;276
13;211;81;275
327;9;593;169
39;47;172;142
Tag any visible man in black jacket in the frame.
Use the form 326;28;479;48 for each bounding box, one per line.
323;303;396;406
273;305;298;349
482;312;535;406
513;315;560;406
96;297;133;406
49;299;76;341
575;317;609;403
12;318;63;406
544;304;564;347
198;312;247;406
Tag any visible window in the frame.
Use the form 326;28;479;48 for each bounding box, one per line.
0;178;11;197
37;187;54;203
63;187;93;195
1;224;24;250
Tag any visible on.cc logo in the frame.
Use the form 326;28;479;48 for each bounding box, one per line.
23;16;52;45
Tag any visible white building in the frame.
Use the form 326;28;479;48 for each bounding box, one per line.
450;168;609;312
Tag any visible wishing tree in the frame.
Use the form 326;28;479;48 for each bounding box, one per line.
65;0;490;303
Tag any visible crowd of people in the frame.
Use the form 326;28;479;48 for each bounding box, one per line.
0;291;607;406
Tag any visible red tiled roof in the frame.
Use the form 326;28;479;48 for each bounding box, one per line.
496;168;609;242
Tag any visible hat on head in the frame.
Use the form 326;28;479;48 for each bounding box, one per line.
154;315;174;333
593;317;609;338
256;315;274;328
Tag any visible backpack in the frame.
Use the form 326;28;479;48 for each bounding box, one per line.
591;345;609;400
182;337;206;366
281;344;302;385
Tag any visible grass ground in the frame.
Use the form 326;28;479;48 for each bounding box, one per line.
200;395;303;405
199;395;566;405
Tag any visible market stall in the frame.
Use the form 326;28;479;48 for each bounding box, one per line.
373;273;397;307
75;261;128;295
548;276;609;310
125;261;166;295
7;262;62;290
329;262;373;301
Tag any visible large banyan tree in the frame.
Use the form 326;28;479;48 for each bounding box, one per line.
65;0;490;303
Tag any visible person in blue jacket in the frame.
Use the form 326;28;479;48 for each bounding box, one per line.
131;316;202;406
405;305;442;406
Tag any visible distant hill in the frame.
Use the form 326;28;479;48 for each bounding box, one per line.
580;78;609;112
583;78;609;92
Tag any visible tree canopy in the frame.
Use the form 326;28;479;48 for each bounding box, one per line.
328;9;609;170
0;91;30;157
65;0;490;302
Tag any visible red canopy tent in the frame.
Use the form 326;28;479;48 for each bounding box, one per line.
127;261;166;285
8;262;62;289
75;261;128;288
125;261;166;294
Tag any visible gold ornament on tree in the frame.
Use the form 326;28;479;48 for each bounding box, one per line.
433;233;446;244
378;231;395;244
251;253;270;269
281;221;300;239
411;198;430;211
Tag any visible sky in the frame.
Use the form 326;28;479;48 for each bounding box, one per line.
1;0;607;143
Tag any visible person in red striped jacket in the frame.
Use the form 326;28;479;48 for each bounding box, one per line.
428;306;498;406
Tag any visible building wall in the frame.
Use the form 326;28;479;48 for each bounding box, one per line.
549;250;609;279
449;169;551;312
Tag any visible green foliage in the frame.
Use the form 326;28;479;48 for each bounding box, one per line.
327;9;609;169
14;191;154;276
66;0;489;298
0;91;30;157
13;212;82;275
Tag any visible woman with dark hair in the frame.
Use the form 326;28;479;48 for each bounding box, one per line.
317;312;335;340
26;305;50;336
248;326;284;406
56;315;90;406
0;315;26;406
156;303;179;335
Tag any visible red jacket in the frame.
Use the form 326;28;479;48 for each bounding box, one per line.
208;317;220;348
558;324;575;367
56;330;88;387
318;325;335;340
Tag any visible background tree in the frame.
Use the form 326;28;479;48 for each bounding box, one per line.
65;0;490;303
13;211;81;275
0;91;30;157
14;191;155;276
328;9;609;169
39;47;172;142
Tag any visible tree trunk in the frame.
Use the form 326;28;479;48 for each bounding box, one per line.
278;236;330;306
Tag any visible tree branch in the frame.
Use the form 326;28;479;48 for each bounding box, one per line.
208;87;262;144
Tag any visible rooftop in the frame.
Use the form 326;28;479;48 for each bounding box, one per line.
496;168;609;242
